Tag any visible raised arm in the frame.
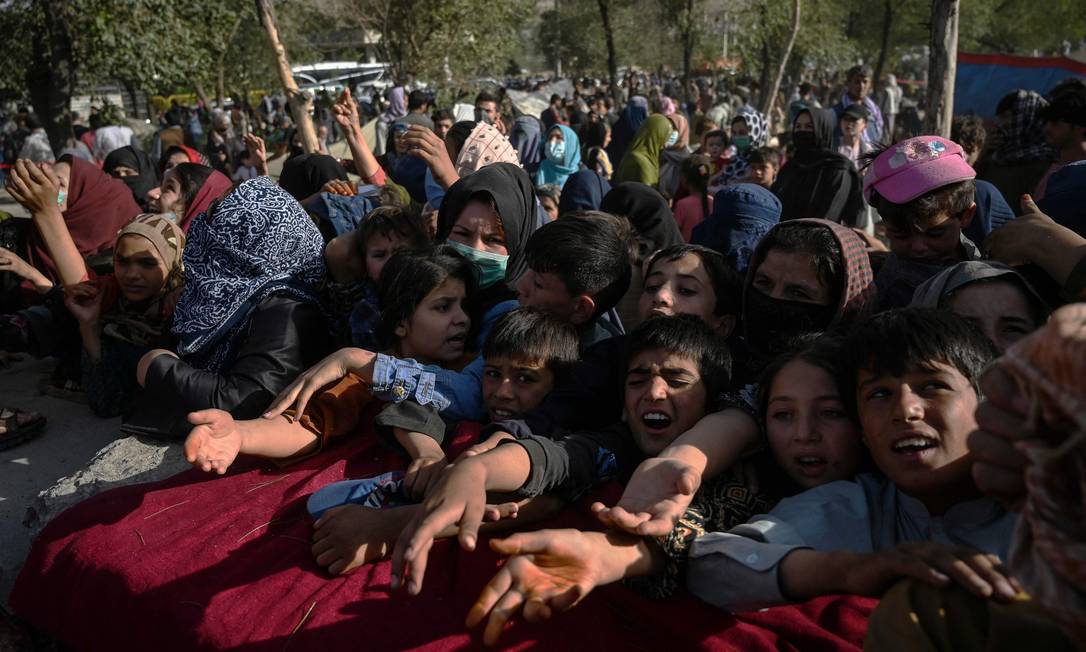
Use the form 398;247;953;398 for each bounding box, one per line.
332;89;385;185
5;160;88;285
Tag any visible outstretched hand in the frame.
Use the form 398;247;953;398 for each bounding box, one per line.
263;347;376;420
184;409;244;474
401;125;459;189
332;88;361;131
466;529;606;646
591;456;701;536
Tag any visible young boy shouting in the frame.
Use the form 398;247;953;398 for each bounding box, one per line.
865;136;982;308
388;315;733;595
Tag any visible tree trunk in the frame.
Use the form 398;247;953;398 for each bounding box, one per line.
194;83;212;109
760;0;801;121
217;14;244;110
681;0;694;98
255;0;319;153
597;0;620;105
26;0;75;156
123;80;141;119
924;0;959;137
873;0;894;84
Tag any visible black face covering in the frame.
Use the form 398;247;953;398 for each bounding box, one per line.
744;288;837;356
792;131;817;152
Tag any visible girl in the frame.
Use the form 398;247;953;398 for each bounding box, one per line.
535;124;581;189
658;112;692;199
147;162;232;232
182;244;480;475
671;154;713;242
124;176;331;439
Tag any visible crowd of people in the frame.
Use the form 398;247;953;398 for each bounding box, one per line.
0;61;1085;649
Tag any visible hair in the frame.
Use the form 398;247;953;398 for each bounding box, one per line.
169;163;215;215
951;115;987;157
703;129;728;147
482;307;580;377
407;90;429;111
525;211;633;321
549;93;562;104
446;121;477;161
25;113;42;130
645;244;741;318
536;184;561;204
431;108;454;125
583;146;609;176
751;222;845;306
375;245;480;352
680;154;712;218
941;274;1049;327
841;307;998;414
847;65;874;81
756;335;846;420
354;205;431;272
799;82;813;96
627;314;733;401
747;146;781;169
476;90;500;106
868;178;976;230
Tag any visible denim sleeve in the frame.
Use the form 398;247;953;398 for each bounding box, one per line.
370;353;486;421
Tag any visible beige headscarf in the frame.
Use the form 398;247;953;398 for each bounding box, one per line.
454;123;521;178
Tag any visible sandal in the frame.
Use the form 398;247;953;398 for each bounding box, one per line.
41;379;86;404
0;406;46;450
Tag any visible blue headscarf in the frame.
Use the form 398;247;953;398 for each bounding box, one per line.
509;115;543;175
691;183;782;275
173;177;327;371
535;124;581;188
558;170;612;214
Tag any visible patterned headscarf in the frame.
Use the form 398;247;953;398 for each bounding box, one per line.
172;177;326;371
102;213;187;348
721;108;769;184
454;123;521;179
993;90;1054;164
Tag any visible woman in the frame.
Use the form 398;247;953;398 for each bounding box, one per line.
123;176;331;439
977;90;1054;205
658;112;692;199
103;146;159;210
692;183;782;274
910;260;1048;353
11;155;140;284
715;108;768;187
147;163;232;233
158;144;208;174
508;115;543;175
613;114;673;188
406;121;521;213
535;124;581;189
771;108;864;226
606;95;649;165
279;153;350;203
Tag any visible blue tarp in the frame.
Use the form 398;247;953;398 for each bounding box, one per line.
954;53;1086;117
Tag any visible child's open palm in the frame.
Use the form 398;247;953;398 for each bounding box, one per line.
467;529;604;646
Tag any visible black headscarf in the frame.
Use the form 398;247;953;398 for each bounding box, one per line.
278;154;349;201
103;146;158;208
600;182;683;262
771;108;865;226
438;162;538;291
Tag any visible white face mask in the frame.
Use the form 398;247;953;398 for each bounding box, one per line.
546;140;566;163
666;130;679;148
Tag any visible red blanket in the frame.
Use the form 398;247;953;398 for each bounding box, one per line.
11;418;875;650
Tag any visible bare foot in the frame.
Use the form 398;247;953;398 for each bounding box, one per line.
311;504;408;575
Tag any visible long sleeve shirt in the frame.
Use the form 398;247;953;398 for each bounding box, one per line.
686;472;1016;613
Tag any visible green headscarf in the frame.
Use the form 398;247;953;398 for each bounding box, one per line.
614;114;673;188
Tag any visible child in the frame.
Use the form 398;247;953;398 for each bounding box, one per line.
745;146;780;190
686;308;1016;612
321;205;430;348
837;104;872;167
182;245;478;476
308;307;580;575
701;129;730;175
865;136;982;308
461;336;866;644
389;315;733;596
671;154;713;242
231;149;259;182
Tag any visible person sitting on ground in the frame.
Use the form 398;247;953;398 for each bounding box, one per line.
122;177;331;440
103;145;159;211
866;136;982;309
145;162;232;232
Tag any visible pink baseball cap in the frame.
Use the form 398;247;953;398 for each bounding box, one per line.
863;136;976;204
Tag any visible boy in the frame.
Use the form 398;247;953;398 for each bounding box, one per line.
745;147;780;190
388;315;733;595
306;307;579;575
462;309;1020;644
865;135;982;308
